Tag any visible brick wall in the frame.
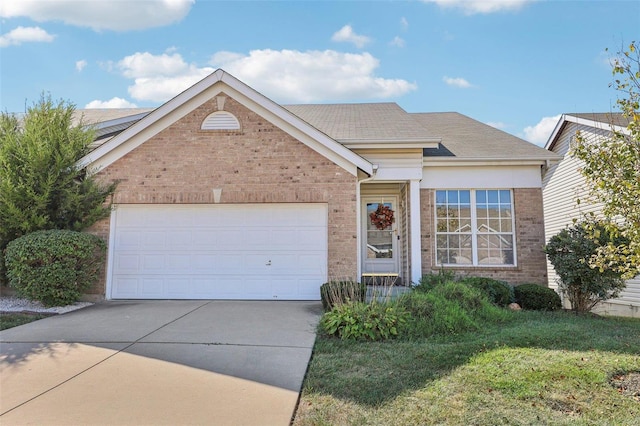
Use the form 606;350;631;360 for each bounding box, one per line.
88;94;358;296
420;188;548;285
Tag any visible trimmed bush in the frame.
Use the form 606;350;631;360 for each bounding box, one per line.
458;276;513;307
514;284;561;311
5;230;106;307
320;280;366;311
321;301;409;341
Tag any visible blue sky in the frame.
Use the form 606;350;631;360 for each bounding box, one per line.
1;0;638;145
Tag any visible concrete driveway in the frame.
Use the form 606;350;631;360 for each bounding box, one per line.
0;300;322;425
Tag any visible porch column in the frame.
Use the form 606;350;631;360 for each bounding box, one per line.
409;179;422;284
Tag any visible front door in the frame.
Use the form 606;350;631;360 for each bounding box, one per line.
362;197;399;275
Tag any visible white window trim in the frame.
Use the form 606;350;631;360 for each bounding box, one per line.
434;189;517;268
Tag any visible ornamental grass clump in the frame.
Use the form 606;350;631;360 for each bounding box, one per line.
320;280;366;311
398;281;514;338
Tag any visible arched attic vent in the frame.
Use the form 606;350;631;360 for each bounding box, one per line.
201;111;240;130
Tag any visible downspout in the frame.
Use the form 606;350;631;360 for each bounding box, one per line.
356;164;378;282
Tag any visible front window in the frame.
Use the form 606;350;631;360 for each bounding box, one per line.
435;190;515;266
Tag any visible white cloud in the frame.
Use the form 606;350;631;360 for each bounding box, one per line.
443;76;473;88
0;0;194;31
331;25;371;48
390;36;405;48
85;97;138;109
522;114;561;146
118;51;191;78
112;49;416;104
400;17;409;30
117;51;213;102
423;0;531;15
210;49;417;103
0;26;55;47
76;59;88;72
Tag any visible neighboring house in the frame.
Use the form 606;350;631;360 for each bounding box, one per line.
543;113;640;317
79;69;557;301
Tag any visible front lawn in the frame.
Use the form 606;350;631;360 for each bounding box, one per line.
294;310;640;425
0;312;47;330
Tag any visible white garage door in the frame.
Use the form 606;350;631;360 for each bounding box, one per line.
108;204;327;300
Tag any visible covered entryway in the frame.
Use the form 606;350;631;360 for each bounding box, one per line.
108;204;328;300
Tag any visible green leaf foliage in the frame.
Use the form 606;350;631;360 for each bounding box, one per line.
544;221;627;312
571;41;640;280
457;276;514;307
0;94;117;285
5;230;106;307
513;284;561;311
321;302;409;341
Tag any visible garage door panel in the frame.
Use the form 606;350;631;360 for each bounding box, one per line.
141;278;164;297
110;204;327;300
167;231;192;246
114;254;140;272
112;277;139;298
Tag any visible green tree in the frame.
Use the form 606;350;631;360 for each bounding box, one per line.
0;94;117;284
571;42;640;280
545;221;627;313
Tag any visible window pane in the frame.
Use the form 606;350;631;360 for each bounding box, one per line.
459;190;470;204
448;234;460;249
488;190;499;203
447;190;458;203
476;190;487;204
436;190;446;204
499;190;511;203
501;219;512;232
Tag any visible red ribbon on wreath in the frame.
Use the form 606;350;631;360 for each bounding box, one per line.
369;204;395;230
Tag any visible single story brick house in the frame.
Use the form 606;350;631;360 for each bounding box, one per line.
543;113;639;317
80;69;557;301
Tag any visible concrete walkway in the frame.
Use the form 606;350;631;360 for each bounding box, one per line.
0;300;322;425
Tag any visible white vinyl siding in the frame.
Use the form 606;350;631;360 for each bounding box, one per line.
543;121;640;312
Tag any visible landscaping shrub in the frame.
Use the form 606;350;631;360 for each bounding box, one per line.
544;221;627;312
413;269;458;292
320;280;366;311
5;230;106;307
514;284;561;311
458;276;513;307
399;282;513;338
320;301;409;341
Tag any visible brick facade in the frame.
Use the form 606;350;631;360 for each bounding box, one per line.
420;188;548;285
89;94;358;295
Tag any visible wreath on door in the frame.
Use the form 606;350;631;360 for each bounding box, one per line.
370;204;395;230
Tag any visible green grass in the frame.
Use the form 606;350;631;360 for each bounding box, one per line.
294;310;640;425
0;312;47;330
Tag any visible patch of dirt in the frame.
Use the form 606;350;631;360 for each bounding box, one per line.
610;372;640;402
545;398;580;416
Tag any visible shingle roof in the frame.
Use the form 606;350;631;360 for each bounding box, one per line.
73;108;155;126
412;112;557;160
567;112;630;128
74;106;556;161
283;103;435;142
